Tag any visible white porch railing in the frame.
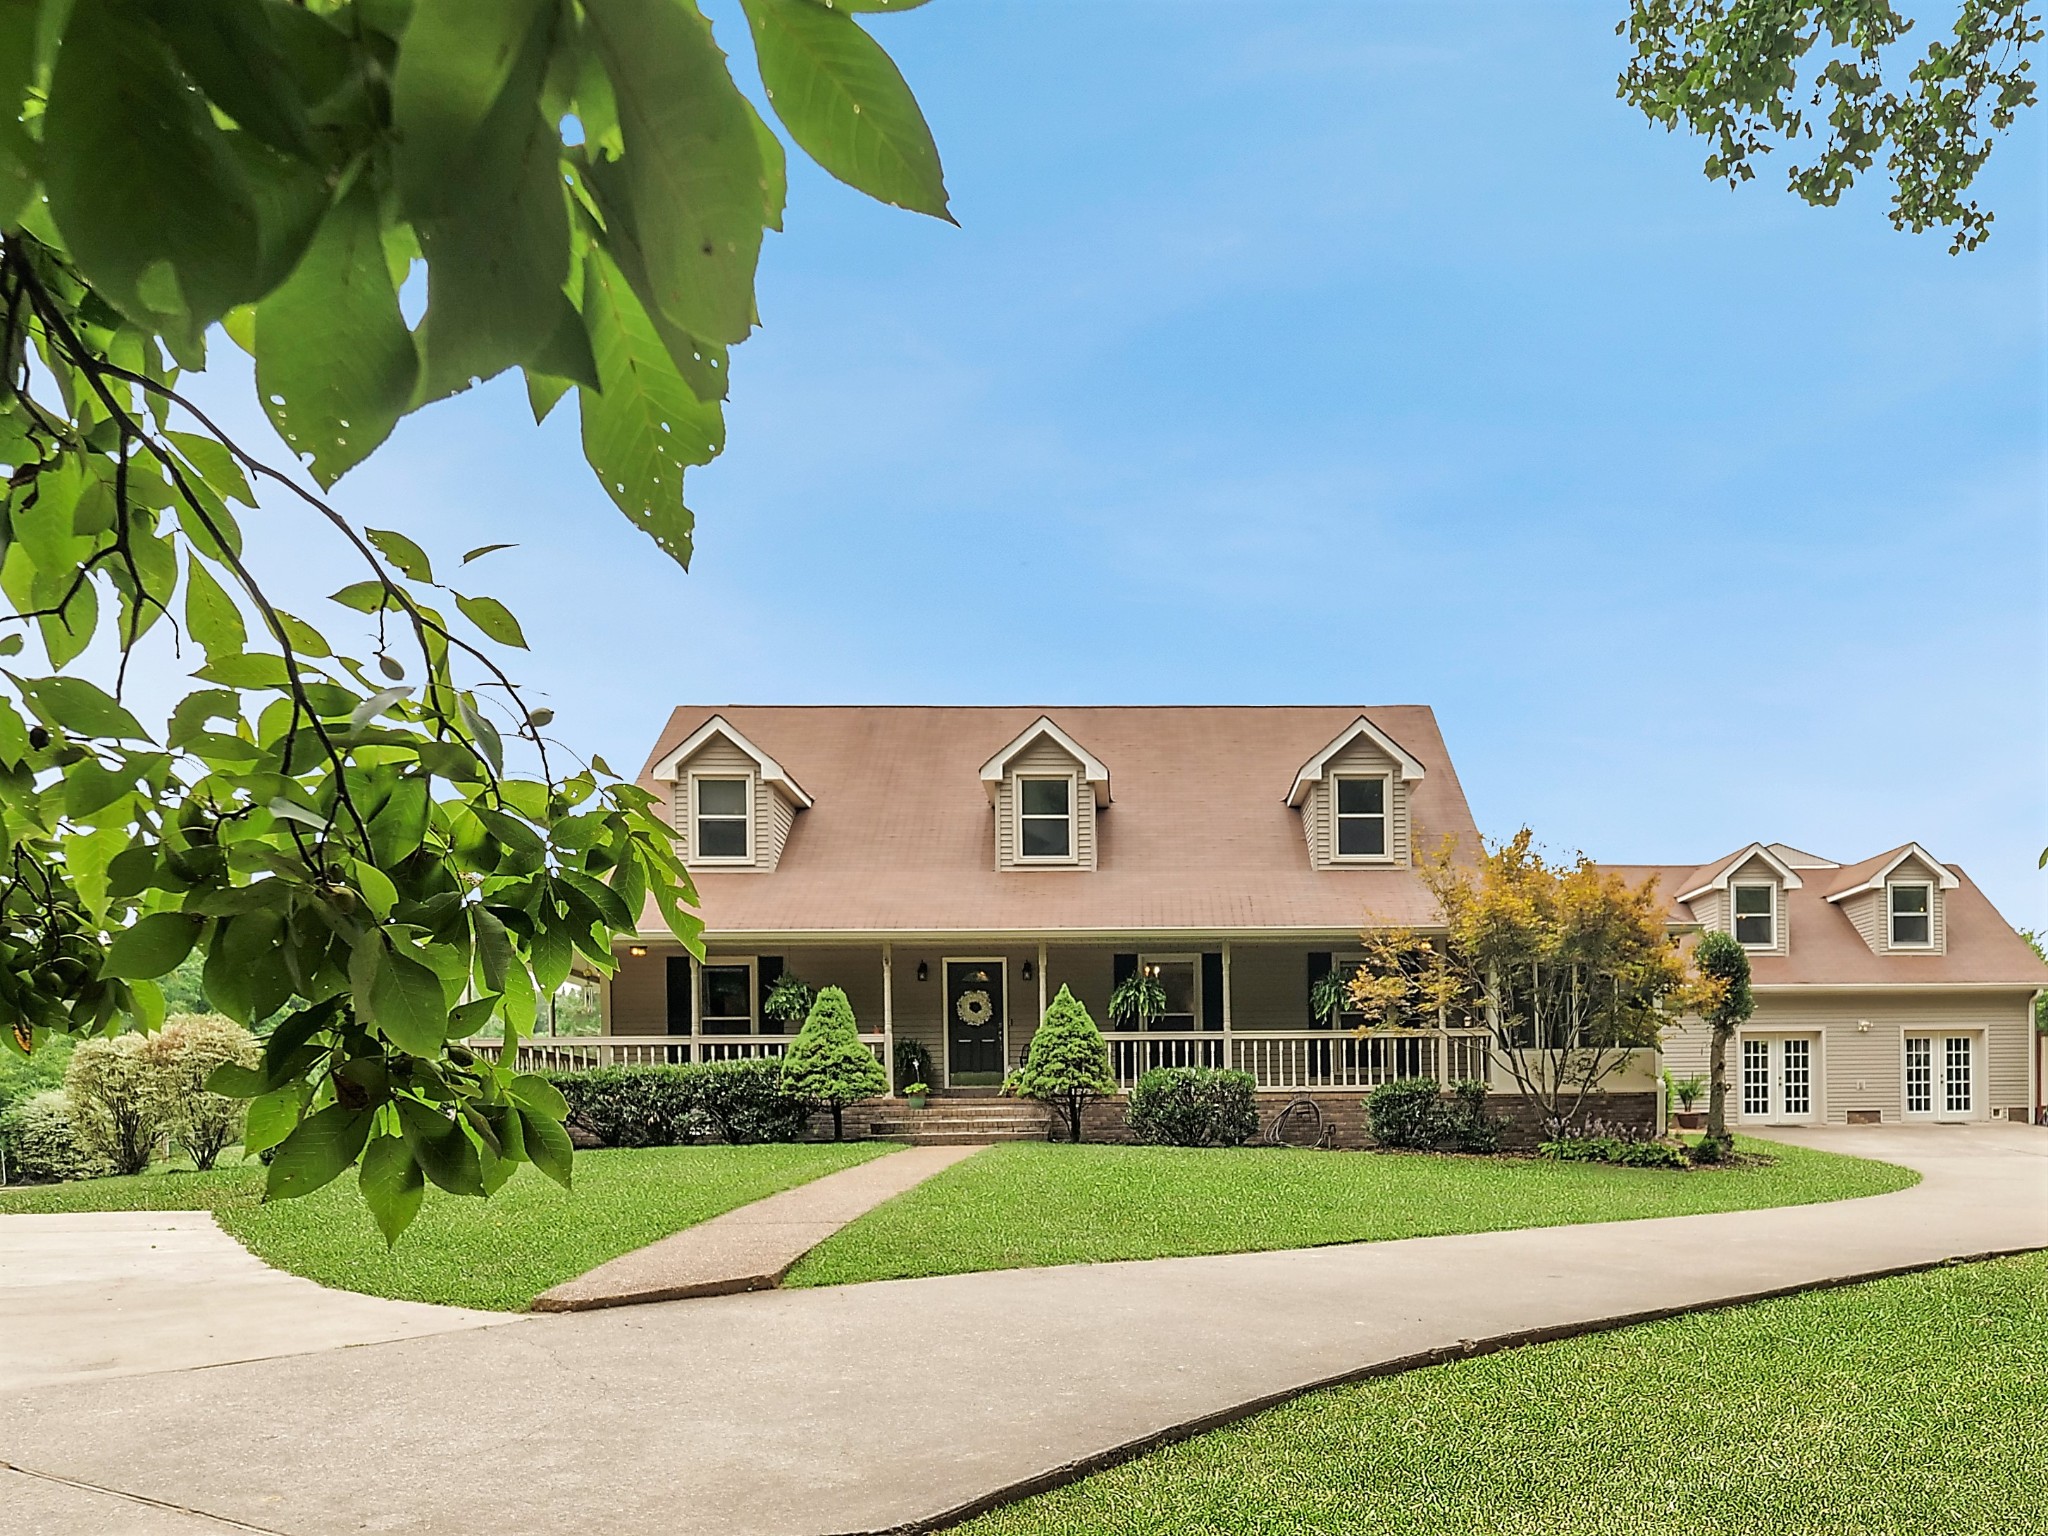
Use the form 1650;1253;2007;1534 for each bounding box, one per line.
1104;1029;1494;1092
480;1035;885;1074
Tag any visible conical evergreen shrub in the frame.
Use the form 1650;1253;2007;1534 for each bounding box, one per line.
779;985;887;1141
1008;984;1116;1142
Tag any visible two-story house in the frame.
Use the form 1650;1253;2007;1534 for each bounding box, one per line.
563;706;2044;1141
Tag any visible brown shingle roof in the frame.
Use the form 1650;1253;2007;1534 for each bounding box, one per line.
636;705;1476;937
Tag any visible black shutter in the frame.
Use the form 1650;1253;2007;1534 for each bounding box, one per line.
757;955;784;1034
1113;953;1137;990
665;956;693;1036
1307;952;1333;1030
1201;952;1224;1032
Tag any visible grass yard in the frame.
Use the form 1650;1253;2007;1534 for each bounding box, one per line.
0;1142;893;1309
959;1251;2048;1536
786;1137;1914;1287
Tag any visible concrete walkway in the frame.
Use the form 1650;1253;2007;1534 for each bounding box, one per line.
0;1209;514;1393
2;1124;2042;1536
534;1144;983;1310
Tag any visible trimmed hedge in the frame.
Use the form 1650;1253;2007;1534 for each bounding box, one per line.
546;1060;812;1148
1127;1067;1259;1148
0;1089;106;1183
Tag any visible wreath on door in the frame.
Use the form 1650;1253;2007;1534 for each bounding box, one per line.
955;989;994;1027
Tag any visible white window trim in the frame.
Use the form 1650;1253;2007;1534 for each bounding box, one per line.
1330;773;1392;863
698;955;758;1035
1731;882;1778;950
1887;881;1935;950
1136;952;1203;1032
1013;771;1079;865
688;770;755;866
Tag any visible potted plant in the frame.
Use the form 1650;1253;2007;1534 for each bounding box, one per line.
1668;1072;1708;1130
761;972;818;1037
1108;968;1168;1032
903;1081;929;1109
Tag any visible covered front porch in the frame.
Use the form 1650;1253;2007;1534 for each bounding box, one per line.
514;937;1498;1094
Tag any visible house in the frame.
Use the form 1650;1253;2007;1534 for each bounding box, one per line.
548;706;2044;1141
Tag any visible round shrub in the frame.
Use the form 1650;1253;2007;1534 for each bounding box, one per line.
65;1033;161;1174
144;1013;258;1170
0;1089;106;1183
1366;1076;1448;1150
1127;1066;1258;1147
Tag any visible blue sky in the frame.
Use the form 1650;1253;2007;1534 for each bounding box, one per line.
193;2;2046;924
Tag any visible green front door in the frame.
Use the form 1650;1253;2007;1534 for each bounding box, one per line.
946;960;1006;1086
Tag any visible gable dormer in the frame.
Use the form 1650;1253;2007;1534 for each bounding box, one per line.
1677;843;1804;956
980;716;1109;871
1826;843;1958;955
1286;716;1426;869
652;715;812;874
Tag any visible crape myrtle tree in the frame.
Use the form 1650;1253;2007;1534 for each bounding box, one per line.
1619;1;2040;252
1692;928;1755;1160
1351;832;1698;1138
0;0;947;1240
778;984;885;1141
1007;983;1116;1143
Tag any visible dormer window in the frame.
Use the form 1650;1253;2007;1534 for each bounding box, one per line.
1732;883;1776;948
1889;883;1932;947
692;775;751;861
1017;776;1074;860
1333;775;1389;858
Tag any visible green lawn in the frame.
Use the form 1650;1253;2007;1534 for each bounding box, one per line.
786;1138;1915;1287
960;1251;2047;1535
0;1142;893;1309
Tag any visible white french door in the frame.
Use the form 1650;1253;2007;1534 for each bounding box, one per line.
1904;1033;1979;1122
1739;1035;1816;1124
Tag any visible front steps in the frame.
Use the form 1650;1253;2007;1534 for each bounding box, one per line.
860;1099;1053;1145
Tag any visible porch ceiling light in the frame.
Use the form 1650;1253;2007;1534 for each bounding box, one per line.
628;945;648;958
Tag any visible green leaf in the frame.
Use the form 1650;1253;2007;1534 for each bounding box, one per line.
454;592;528;648
390;0;551;215
183;556;248;661
242;1086;302;1154
519;1103;574;1188
741;0;949;218
265;1102;374;1201
41;0;308;338
525;369;573;425
103;911;204;979
398;1097;485;1196
353;934;451;1056
14;675;149;740
578;246;723;566
194;652;290;689
329;580;394;613
508;1072;569;1118
207;1062;269;1098
809;0;934;10
165;432;257;508
583;0;765;345
358;1133;425;1244
148;0;318;159
0;0;40;226
255;180;422;488
462;543;517;565
747;99;788;233
366;529;434;584
406;1;571;401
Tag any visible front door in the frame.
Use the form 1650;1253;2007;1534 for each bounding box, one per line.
1905;1034;1978;1121
946;960;1006;1087
1739;1035;1816;1124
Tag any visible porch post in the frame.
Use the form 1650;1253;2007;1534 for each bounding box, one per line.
1036;940;1047;1026
882;942;896;1092
1435;977;1450;1087
1221;940;1234;1075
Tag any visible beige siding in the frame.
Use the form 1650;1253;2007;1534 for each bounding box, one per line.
1302;739;1411;869
1840;889;1882;951
668;736;801;873
994;737;1098;871
1663;989;2034;1124
607;947;674;1036
1689;889;1726;934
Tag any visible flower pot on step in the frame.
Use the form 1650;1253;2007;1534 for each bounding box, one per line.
906;1094;928;1109
1672;1110;1705;1130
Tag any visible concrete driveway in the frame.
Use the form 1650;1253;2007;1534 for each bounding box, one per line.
3;1122;2043;1536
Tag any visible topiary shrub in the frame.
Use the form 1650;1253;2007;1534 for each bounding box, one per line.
66;1033;161;1174
1366;1076;1448;1150
1127;1067;1259;1147
1006;984;1115;1143
779;986;887;1141
0;1089;105;1183
546;1065;705;1148
695;1059;810;1144
143;1013;258;1170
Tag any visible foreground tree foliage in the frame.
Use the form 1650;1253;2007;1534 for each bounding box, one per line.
1691;928;1755;1160
1620;1;2040;251
1350;831;1697;1137
0;0;945;1239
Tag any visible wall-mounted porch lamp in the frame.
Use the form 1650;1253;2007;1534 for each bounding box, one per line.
1021;958;1034;981
916;960;929;982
